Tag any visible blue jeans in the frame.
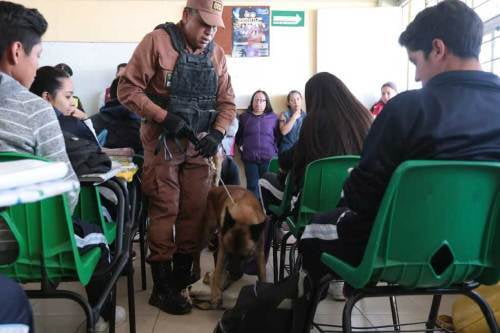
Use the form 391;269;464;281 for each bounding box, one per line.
244;160;270;199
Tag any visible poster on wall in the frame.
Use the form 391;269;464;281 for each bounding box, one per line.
232;6;270;58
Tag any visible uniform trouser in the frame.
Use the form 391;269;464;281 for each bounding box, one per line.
142;138;210;262
0;274;33;333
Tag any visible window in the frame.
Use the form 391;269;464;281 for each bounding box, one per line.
401;0;500;89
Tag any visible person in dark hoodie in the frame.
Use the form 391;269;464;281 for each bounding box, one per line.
92;77;142;154
299;0;500;284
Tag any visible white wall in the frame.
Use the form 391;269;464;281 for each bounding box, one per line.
317;7;407;108
228;19;310;110
40;42;138;115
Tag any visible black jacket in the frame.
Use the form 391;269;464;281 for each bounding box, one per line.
92;100;142;154
344;70;500;227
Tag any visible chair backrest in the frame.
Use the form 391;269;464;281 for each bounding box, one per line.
0;194;101;285
292;155;360;232
0;152;101;285
268;158;279;173
361;160;500;288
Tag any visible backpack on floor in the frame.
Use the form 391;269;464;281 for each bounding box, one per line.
213;272;312;333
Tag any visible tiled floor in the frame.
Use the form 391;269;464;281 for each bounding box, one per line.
26;246;456;332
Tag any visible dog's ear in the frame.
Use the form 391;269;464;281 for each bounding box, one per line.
249;223;266;242
221;207;236;235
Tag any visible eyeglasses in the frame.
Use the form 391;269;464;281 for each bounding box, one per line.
254;98;266;102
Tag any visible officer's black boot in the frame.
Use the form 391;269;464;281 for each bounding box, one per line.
149;261;192;315
172;253;198;290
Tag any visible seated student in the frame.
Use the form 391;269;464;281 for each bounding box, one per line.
236;90;279;199
54;62;85;112
30;66;98;143
370;82;397;117
278;90;305;154
0;1;79;211
220;116;240;185
91;77;143;154
0;3;124;331
100;63;127;108
259;72;372;213
299;0;500;288
0;274;33;333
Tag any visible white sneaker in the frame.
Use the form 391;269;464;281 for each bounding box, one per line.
95;305;127;332
328;281;346;301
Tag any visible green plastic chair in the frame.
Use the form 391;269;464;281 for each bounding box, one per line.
286;155;360;236
0;194;102;331
268;173;293;219
0;152;117;244
74;185;116;244
0;195;101;285
268;158;279;173
310;160;500;332
271;156;359;281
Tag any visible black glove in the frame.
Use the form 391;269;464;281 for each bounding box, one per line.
161;113;187;137
195;129;224;158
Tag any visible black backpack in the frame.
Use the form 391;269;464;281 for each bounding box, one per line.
214;272;312;333
63;131;111;176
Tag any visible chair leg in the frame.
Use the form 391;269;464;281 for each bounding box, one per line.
389;296;401;331
109;286;117;333
463;289;499;332
139;215;147;291
426;294;442;329
304;274;333;333
272;220;279;283
279;231;293;281
342;289;364;333
127;258;137;333
27;289;95;333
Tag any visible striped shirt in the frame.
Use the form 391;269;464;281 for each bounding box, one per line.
0;72;79;211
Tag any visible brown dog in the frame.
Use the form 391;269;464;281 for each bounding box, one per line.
195;185;267;307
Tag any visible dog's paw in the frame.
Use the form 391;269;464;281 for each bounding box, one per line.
203;272;212;285
193;298;223;311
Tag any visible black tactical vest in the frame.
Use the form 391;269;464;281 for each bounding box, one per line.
150;22;218;135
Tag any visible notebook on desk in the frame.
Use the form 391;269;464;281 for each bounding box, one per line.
79;161;122;184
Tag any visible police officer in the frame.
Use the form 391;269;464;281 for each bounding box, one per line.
118;0;235;315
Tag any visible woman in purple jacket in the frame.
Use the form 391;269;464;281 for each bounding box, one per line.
236;90;279;198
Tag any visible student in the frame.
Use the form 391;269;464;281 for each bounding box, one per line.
299;0;500;288
278;90;305;154
100;63;127;108
54;62;85;112
30;66;98;143
236;90;279;199
370;82;397;117
220;117;240;185
0;1;79;211
260;73;372;213
92;77;142;153
0;4;124;330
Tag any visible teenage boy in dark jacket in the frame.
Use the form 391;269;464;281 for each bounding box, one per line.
300;0;500;281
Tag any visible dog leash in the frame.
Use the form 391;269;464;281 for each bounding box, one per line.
207;157;236;205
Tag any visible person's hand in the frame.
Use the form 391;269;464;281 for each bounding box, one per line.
161;113;187;136
195;129;224;158
292;109;301;120
68;107;88;120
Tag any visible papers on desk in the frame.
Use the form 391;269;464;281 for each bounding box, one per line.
0;160;68;190
79;160;139;184
79;161;122;184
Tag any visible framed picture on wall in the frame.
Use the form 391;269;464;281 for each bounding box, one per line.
232;6;270;58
